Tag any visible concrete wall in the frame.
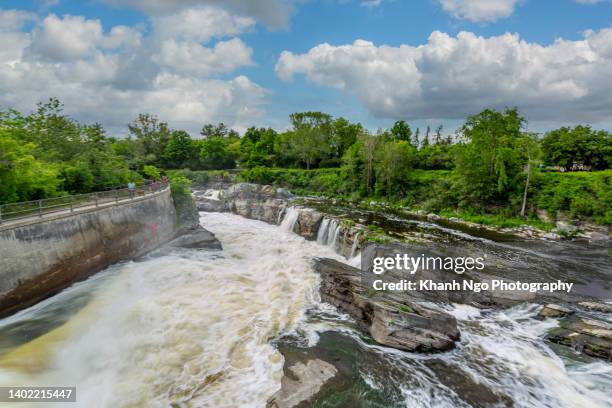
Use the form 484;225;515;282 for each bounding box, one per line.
0;188;177;316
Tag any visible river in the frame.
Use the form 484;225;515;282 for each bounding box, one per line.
0;212;610;407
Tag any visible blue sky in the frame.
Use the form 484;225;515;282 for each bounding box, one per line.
1;0;612;135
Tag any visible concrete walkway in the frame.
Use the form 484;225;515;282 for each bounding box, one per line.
0;186;170;232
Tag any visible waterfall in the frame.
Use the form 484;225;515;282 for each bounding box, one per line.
324;219;340;249
316;217;343;253
350;232;361;258
0;212;346;407
280;207;300;232
203;189;221;201
277;207;286;225
316;219;330;244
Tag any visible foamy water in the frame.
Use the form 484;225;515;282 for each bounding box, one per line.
0;211;610;407
0;212;341;407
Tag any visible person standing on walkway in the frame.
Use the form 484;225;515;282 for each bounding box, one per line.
128;181;136;198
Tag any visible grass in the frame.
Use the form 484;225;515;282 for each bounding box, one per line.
399;305;413;313
438;209;555;231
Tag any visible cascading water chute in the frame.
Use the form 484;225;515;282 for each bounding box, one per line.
280;207;300;232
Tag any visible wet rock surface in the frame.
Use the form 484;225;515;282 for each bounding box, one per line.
578;301;612;313
537;304;575;319
274;329;514;408
293;209;324;240
266;359;337;408
314;257;460;352
361;242;610;307
195;183;292;224
166;228;222;250
195;183;612;362
546;316;612;360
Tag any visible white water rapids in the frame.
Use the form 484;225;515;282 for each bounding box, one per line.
0;212;342;407
0;211;610;407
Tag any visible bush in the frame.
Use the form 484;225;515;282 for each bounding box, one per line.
143;165;161;180
534;170;612;224
169;174;198;229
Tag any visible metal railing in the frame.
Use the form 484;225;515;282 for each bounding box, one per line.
0;181;169;226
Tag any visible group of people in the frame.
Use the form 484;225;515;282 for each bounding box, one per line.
127;176;169;198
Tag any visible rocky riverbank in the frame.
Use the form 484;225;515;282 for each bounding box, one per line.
193;182;612;371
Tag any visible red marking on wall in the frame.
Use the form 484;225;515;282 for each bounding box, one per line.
149;223;159;236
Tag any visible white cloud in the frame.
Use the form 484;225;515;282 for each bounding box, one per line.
0;10;37;65
153;38;253;76
0;7;267;134
276;29;612;123
26;14;105;61
361;0;383;7
0;9;37;31
103;0;293;29
437;0;520;22
151;7;255;43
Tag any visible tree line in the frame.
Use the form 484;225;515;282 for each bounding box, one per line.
1;99;611;221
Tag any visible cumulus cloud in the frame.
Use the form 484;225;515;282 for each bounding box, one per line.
0;7;266;134
0;10;37;64
153;38;253;76
103;0;293;29
26;14;133;61
276;29;612;123
437;0;520;22
151;7;255;43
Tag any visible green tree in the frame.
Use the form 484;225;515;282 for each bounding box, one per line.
285;112;333;169
128;114;171;167
454;108;527;204
200;137;236;170
201;122;239;139
541;126;611;171
375;140;416;197
390;120;413;144
240;127;278;168
331;117;362;160
143;165;161;180
0;128;62;203
60;161;94;193
164;130;195;169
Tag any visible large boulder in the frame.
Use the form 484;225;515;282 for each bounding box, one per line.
294;208;324;240
547;316;612;360
166;228;222;250
266;359;337;408
537;304;574;319
314;258;460;352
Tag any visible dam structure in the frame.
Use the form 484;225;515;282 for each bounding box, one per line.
0;184;177;317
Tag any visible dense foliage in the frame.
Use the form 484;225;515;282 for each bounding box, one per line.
1;99;610;226
1;99;141;203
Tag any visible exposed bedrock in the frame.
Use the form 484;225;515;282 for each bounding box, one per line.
292;208;324;241
194;184;364;256
314;257;460;352
361;242;609;308
266;358;337;408
546;316;612;360
195;183;292;224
